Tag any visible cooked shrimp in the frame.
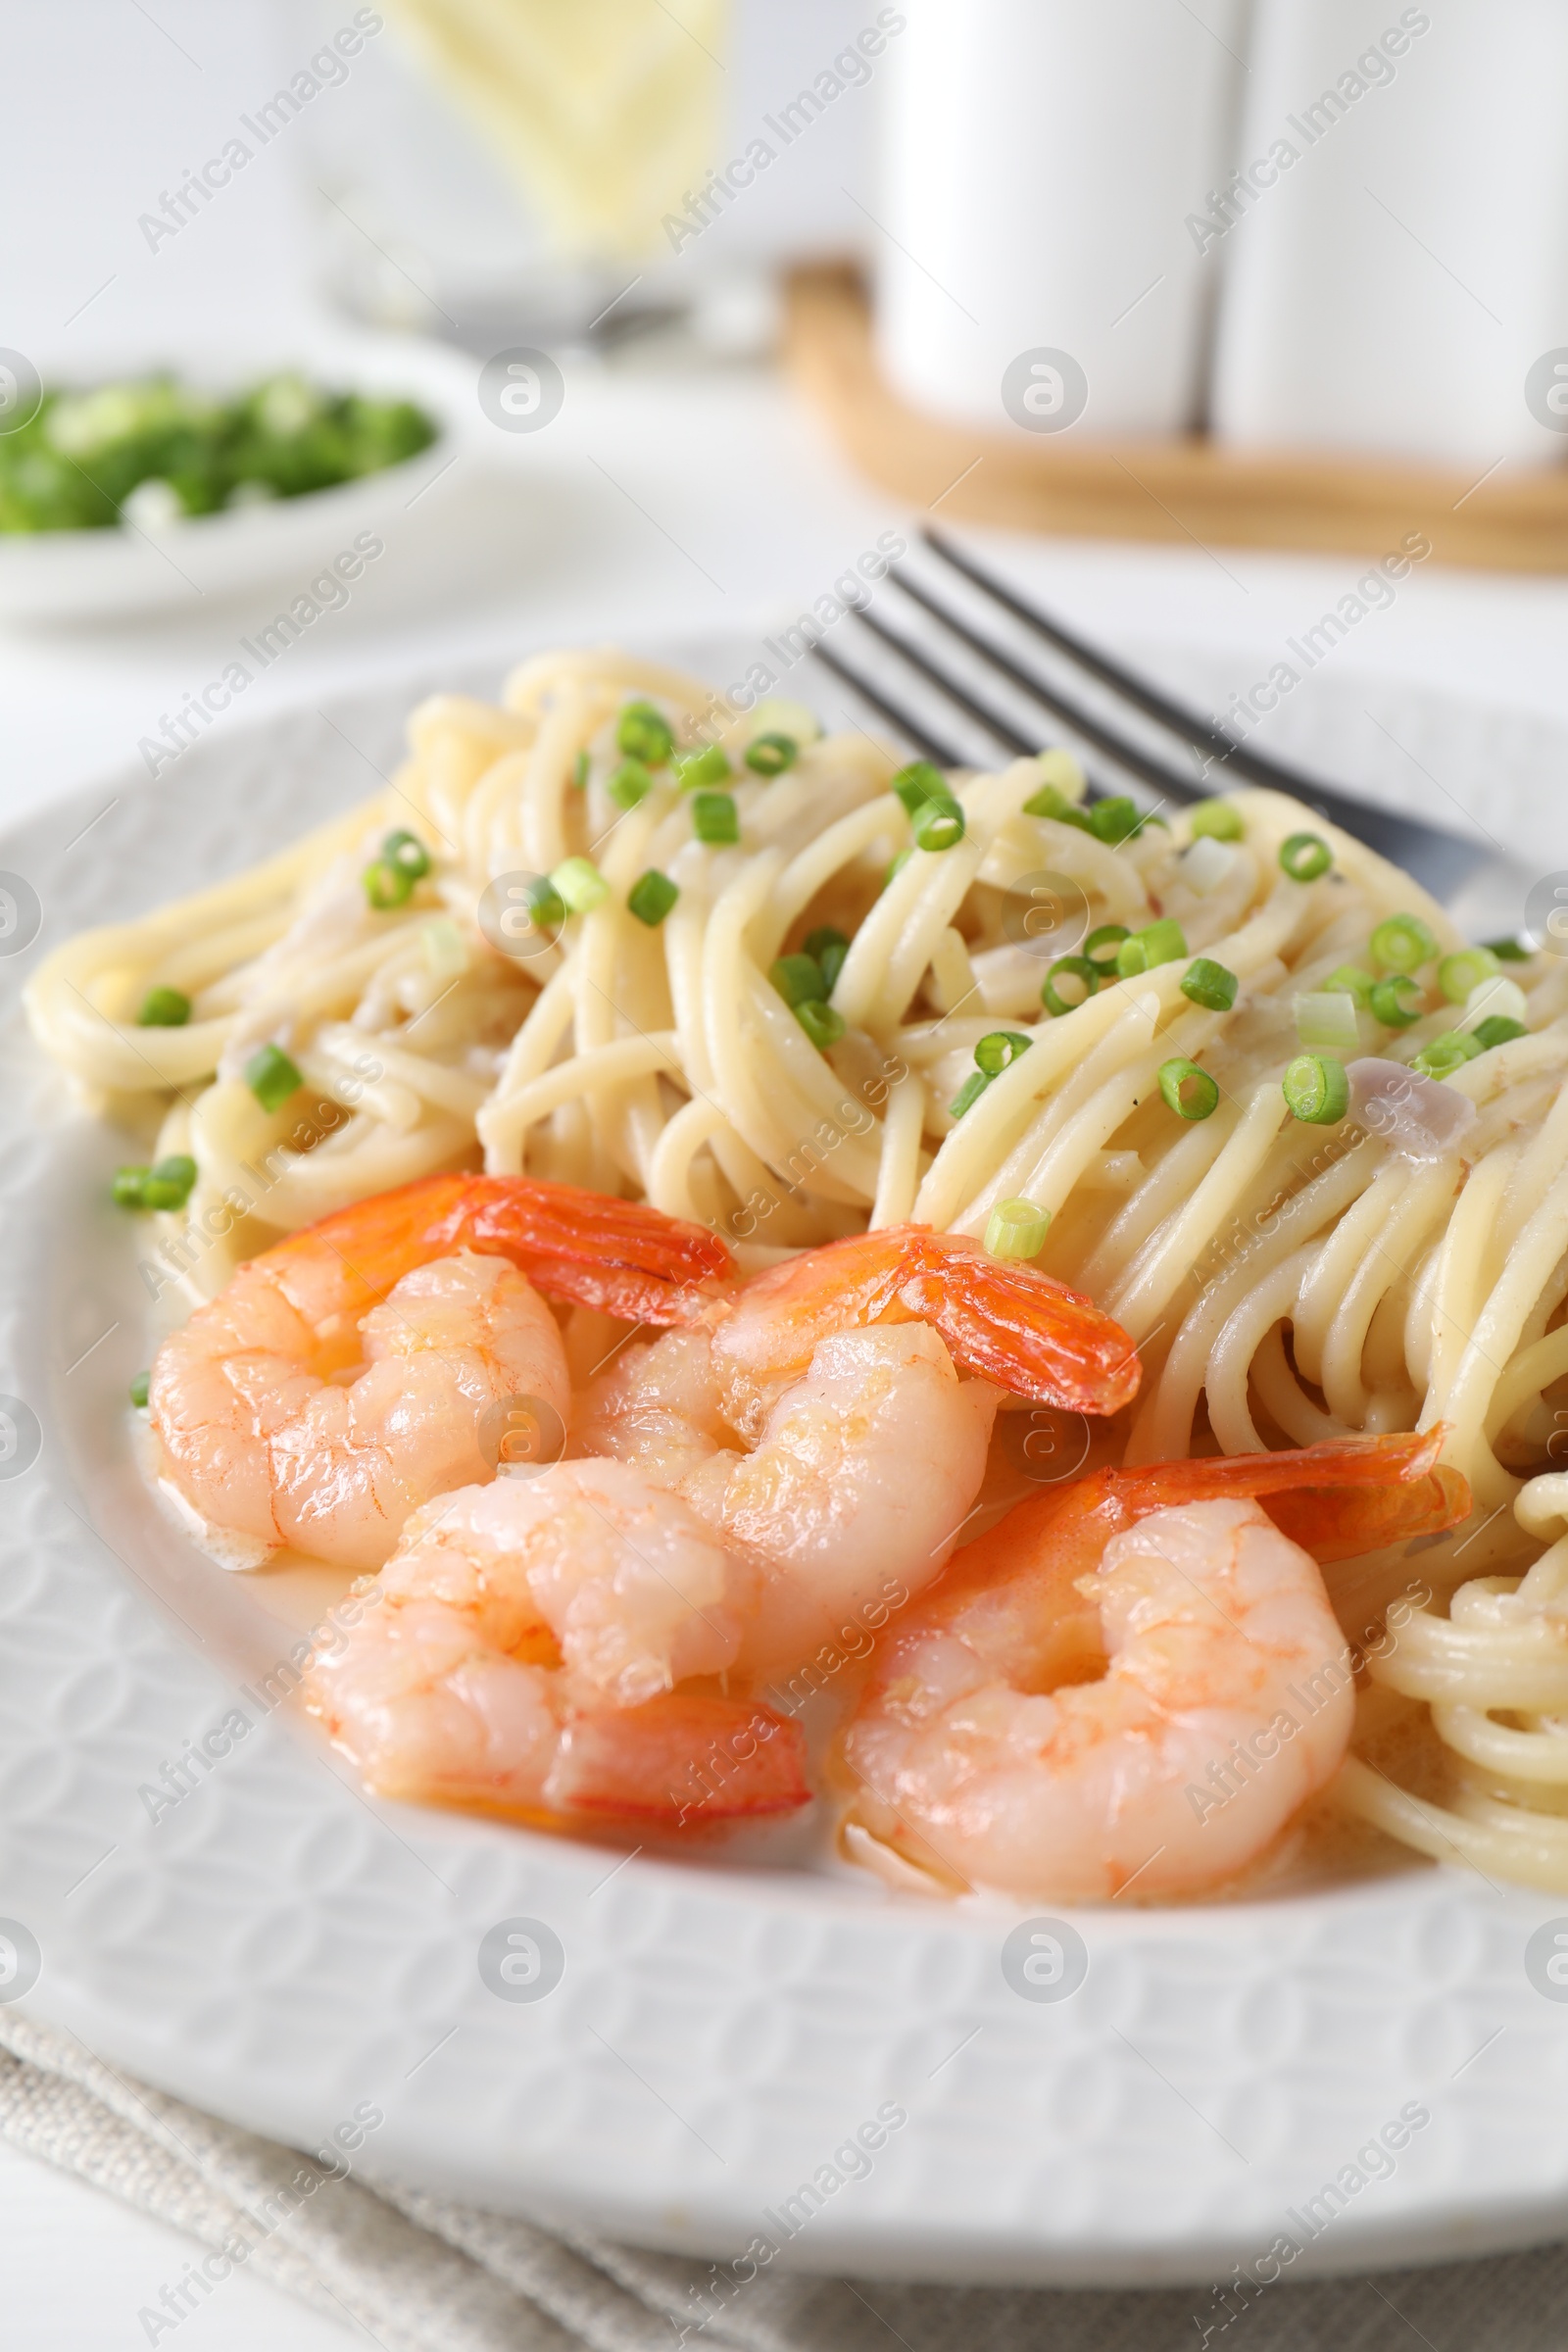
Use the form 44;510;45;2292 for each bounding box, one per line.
304;1461;808;1822
579;1226;1138;1666
709;1225;1141;1416
150;1173;733;1569
842;1433;1470;1900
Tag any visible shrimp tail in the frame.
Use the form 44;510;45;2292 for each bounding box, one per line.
271;1173;734;1324
551;1694;810;1823
884;1232;1141;1416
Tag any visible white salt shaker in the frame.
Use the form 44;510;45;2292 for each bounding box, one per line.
874;0;1248;441
1211;0;1568;466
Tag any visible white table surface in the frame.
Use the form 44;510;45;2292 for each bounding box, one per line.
8;7;1568;2344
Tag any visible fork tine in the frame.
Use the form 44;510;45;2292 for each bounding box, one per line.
807;637;965;766
846;605;1036;759
916;525;1477;891
873;569;1203;806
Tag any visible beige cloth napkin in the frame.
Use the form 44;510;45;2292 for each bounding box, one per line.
3;2006;1567;2351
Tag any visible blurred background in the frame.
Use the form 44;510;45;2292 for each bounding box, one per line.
5;4;1568;2333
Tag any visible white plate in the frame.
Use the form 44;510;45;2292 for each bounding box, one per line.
1;653;1565;2290
0;327;478;620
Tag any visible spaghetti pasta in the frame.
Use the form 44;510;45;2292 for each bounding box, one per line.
29;646;1568;1889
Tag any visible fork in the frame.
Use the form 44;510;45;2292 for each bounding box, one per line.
808;526;1524;930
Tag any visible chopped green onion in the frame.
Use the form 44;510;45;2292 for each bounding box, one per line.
1084;923;1130;972
1473;1014;1528;1051
1116;917;1189;977
1183;834;1237;896
1022;780;1095;832
627;870;678;927
804;926;850;992
551;857;610;913
796;1000;845;1052
1370;973;1423;1027
882;848;913;892
1158;1057;1219;1120
142;1153;199;1209
1483;936;1531;961
984;1198;1051;1260
128;1370;150;1409
571;749;589;789
516;876;566;933
1438;946;1500;1003
974;1030;1033;1077
892;760;948;815
911;796;965;852
675;743;729;790
771;953;826;1008
745;732;797;776
1189;800;1244;842
1294;991;1360;1054
692;791;739;846
1412;1030;1485;1080
1043;956;1099;1016
1464;975;1528;1030
136;986;190;1027
1324;964;1375;1008
1089;796;1140;845
949;1069;991;1119
1283;1054;1349;1124
245;1043;302;1112
1370;913;1439;974
616;699;673;765
363;858;413;909
115;1154;199;1211
382;828;430;879
608;758;653;810
1181;957;1239;1012
1280;831;1332;881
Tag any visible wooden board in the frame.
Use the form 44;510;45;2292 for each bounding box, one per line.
784;266;1568;573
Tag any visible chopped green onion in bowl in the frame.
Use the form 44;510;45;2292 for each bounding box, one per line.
0;370;439;534
950;1069;991;1120
1084;924;1129;973
892;761;948;815
129;1371;151;1409
1472;1014;1528;1051
1462;974;1528;1031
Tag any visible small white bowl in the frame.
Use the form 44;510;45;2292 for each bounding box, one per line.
0;324;480;622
